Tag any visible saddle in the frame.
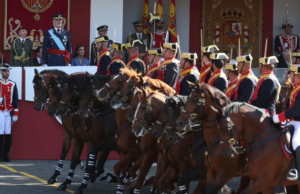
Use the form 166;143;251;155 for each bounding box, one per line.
282;125;295;160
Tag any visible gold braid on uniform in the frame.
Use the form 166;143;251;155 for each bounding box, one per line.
13;39;25;59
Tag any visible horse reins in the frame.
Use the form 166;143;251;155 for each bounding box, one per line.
34;75;48;103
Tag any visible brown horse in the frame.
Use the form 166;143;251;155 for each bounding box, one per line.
176;82;251;194
33;69;87;192
215;102;300;193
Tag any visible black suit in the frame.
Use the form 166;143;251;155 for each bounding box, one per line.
33;58;42;66
277;58;289;68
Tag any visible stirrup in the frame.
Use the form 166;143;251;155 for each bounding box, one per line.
287;168;298;181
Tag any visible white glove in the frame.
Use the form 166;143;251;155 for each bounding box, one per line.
68;63;71;66
12;116;18;122
152;41;156;46
42;64;48;67
272;115;280;123
284;43;288;49
0;97;3;103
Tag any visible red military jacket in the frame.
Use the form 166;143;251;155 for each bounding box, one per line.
152;31;167;48
0;79;18;116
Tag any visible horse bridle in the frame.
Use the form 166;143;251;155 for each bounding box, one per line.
57;82;80;114
79;87;99;115
133;94;155;132
218;114;244;155
33;75;48;103
104;72;128;100
115;78;138;109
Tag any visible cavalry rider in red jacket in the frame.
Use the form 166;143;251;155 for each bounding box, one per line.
0;63;18;162
147;47;163;78
199;45;219;83
225;60;239;101
273;55;300;181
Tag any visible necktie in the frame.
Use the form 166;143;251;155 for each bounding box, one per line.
57;29;60;34
22;40;24;45
138;34;141;40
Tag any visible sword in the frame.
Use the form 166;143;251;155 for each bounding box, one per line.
0;54;3;98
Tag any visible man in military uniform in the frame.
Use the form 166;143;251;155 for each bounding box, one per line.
156;43;179;89
10;26;33;68
95;35;112;75
272;64;300;182
151;18;168;48
147;47;162;78
90;25;113;65
250;56;280;117
175;53;199;95
42;13;72;66
208;53;228;93
125;21;150;63
126;40;146;74
0;64;18;162
234;54;258;102
106;42;126;76
274;13;300;59
225;60;239;101
199;45;219;83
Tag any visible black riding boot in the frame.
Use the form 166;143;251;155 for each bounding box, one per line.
3;134;11;162
0;135;3;162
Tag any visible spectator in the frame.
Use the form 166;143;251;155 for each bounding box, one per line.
71;44;89;66
277;50;291;68
33;46;43;66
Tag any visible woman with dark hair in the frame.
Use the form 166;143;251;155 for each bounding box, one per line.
71;44;90;66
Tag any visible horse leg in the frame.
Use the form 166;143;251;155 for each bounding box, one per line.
158;166;178;193
128;154;144;179
207;172;235;194
240;180;271;194
286;185;299;194
132;149;157;194
151;153;167;194
236;176;251;194
96;150;118;183
48;129;72;184
193;180;207;194
261;187;274;194
57;138;85;191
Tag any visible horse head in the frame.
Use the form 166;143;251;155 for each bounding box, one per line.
47;75;61;117
33;69;47;111
126;87;143;121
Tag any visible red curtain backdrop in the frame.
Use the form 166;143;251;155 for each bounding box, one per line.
4;0;70;50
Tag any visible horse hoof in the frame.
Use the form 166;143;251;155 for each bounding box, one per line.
128;187;134;194
47;178;57;184
74;189;83;194
89;172;97;183
57;184;68;191
109;175;118;183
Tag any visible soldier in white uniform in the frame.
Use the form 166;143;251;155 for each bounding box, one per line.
0;63;18;162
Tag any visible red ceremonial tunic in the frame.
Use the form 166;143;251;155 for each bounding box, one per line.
147;62;160;77
96;48;109;71
152;31;167;48
278;33;298;52
208;69;224;85
234;70;257;101
199;63;211;83
157;57;176;81
225;78;238;100
0;79;18;116
175;66;194;94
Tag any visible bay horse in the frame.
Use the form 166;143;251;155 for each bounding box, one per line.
215;102;300;193
175;82;251;194
109;73;176;194
32;69;87;191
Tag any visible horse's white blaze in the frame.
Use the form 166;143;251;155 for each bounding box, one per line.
112;75;119;80
133;88;137;96
134;102;141;118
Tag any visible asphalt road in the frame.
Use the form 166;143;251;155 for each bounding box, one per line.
0;160;242;194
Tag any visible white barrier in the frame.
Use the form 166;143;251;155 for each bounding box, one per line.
24;66;97;102
8;67;22;100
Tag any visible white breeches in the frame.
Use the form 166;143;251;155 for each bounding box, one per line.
288;121;300;150
0;110;11;135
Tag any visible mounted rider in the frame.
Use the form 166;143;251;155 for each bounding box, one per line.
156;43;180;89
147;47;163;78
199;45;219;83
234;54;258;102
225;60;239;101
208;52;228;93
95;35;112;75
250;56;280;116
126;39;146;74
175;53;200;95
106;43;126;76
273;55;300;181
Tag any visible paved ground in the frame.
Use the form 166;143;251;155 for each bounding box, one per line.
0;160;241;194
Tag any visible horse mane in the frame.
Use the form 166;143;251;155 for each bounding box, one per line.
94;74;111;83
147;77;176;95
223;102;266;116
33;69;68;84
120;67;141;78
198;83;231;107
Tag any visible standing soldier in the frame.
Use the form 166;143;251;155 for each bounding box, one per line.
126;40;146;74
106;42;126;76
0;64;18;162
250;56;280;116
95;35;112;75
151;18;168;48
157;43;179;89
42;13;72;66
126;21;150;63
225;60;239;101
10;26;33;68
175;53;199;95
234;54;258;102
147;48;162;78
200;45;219;83
90;25;112;66
208;53;228;93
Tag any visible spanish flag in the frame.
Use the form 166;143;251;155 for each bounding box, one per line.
157;0;163;18
168;0;177;43
142;0;150;34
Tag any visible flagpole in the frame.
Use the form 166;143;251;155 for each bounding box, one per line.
0;54;3;98
153;2;157;43
264;38;268;58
